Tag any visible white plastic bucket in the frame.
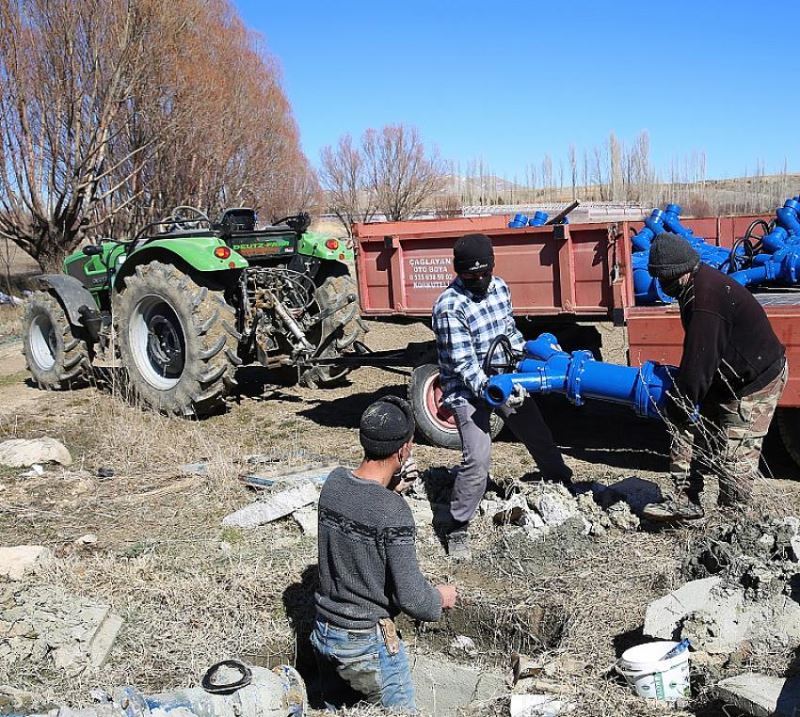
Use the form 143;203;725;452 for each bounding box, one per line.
616;641;690;701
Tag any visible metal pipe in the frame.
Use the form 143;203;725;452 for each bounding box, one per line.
12;665;306;717
484;333;675;420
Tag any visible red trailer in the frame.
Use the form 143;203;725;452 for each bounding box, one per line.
351;213;800;462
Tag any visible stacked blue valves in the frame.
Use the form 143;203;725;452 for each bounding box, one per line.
508;211;549;228
483;332;675;419
632;196;800;305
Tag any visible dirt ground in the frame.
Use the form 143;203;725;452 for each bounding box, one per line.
2;304;800;716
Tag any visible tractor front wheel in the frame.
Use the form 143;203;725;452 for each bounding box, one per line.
114;262;239;416
408;363;504;449
22;292;93;389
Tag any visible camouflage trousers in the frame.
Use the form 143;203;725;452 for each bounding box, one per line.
670;361;788;506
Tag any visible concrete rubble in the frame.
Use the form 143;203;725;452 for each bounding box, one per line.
480;480;645;543
716;673;800;717
0;583;123;675
646;517;800;653
510;694;574;717
0;546;52;581
0;438;72;468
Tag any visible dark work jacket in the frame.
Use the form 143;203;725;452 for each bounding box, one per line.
676;264;785;405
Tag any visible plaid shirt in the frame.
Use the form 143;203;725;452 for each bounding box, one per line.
432;276;525;407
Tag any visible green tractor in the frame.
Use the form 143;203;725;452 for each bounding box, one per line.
21;206;365;415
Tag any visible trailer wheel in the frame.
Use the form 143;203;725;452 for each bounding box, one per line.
777;408;800;468
409;363;503;449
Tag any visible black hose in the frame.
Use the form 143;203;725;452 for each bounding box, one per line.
201;660;252;695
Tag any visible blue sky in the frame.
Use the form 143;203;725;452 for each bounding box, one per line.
234;0;798;182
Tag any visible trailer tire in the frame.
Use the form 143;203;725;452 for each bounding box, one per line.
777;408;800;468
409;363;503;449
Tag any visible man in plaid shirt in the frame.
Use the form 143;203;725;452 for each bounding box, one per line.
432;233;572;559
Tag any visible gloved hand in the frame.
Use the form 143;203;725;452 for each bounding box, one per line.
392;456;420;494
505;383;528;409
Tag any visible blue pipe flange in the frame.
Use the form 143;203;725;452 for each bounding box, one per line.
564;350;593;406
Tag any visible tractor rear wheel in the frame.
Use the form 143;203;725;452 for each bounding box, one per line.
409;363;504;449
22;292;93;389
114;262;240;416
299;273;366;388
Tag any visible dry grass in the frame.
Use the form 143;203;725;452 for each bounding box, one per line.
1;319;799;715
0;305;23;342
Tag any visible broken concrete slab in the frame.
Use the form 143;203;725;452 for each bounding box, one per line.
0;438;72;468
716;673;800;717
644;576;800;654
291;506;318;537
223;481;318;529
645;577;722;641
411;653;506;716
0;546;51;581
88;612;124;668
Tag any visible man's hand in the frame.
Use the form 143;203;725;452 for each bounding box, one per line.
436;584;457;609
392;456;420;494
505;383;528;409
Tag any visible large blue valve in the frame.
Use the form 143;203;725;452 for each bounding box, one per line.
483;333;675;420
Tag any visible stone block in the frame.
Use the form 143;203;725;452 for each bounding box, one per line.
0;546;51;581
716;673;800;717
0;438;72;467
411;653;506;716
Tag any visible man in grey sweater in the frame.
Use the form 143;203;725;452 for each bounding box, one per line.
312;396;457;711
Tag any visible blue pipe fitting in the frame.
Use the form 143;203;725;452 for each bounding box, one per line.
483;333;676;420
631;209;666;252
632;250;674;303
662;204;695;239
529;211;548;226
508;213;529;228
776;200;800;236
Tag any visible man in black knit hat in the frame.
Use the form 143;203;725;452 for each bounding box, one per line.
311;396;456;711
432;233;572;559
642;232;787;522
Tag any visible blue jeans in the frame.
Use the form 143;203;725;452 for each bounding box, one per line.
310;618;416;712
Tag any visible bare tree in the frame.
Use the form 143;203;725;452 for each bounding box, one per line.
568;145;578;200
361;125;446;221
0;0;174;270
319;134;376;236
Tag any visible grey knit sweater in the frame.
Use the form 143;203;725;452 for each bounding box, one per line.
315;467;443;629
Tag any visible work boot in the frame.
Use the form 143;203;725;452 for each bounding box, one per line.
446;529;472;561
642;497;705;523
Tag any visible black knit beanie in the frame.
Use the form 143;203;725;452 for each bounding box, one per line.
453;233;495;273
648;233;701;281
359;396;415;458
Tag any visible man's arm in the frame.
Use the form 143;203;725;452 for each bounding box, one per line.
385;521;443;623
675;308;732;407
433;309;489;399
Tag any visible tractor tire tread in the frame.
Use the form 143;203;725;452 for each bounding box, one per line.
22;291;93;390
